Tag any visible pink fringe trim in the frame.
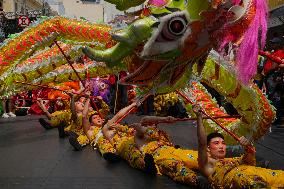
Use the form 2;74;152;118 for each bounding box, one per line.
236;0;268;84
148;0;167;7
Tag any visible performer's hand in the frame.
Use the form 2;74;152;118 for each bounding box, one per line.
96;96;103;100
85;80;90;87
239;136;251;146
192;104;202;116
239;136;255;153
37;98;44;106
134;94;150;107
108;123;116;130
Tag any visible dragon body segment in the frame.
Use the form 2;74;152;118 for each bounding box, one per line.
0;17;113;74
0;0;274;143
182;52;275;144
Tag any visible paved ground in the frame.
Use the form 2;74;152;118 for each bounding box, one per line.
0;115;283;189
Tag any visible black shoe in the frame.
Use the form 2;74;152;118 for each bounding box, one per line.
174;145;181;149
38;118;52;130
69;131;79;138
57;124;67;138
69;136;82;151
102;152;121;163
144;153;157;175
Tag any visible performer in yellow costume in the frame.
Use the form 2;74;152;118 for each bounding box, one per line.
36;81;83;132
99;110;171;173
37;98;71;133
68;93;110;150
194;105;284;188
124;116;199;185
99;114;199;184
80;97;136;161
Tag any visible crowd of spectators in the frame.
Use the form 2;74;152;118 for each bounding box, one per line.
0;72;132;118
254;34;284;125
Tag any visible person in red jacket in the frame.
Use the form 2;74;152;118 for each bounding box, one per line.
263;40;284;124
263;49;284;75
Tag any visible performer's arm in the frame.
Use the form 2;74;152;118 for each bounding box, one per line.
70;94;78;122
102;101;137;142
102;123;109;141
76;81;86;94
37;98;52;120
141;116;175;125
194;106;211;177
102;102;136;143
102;121;116;144
21;100;26;108
108;102;137;124
239;136;256;165
82;98;91;138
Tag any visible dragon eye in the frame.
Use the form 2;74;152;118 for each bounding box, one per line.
155;15;188;42
168;17;187;36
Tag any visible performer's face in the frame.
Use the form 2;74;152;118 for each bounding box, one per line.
91;114;105;127
208;137;226;159
75;101;85;112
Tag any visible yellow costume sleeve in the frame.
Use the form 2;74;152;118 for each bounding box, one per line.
50;110;71;127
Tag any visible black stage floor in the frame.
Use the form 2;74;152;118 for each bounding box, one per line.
0;115;283;189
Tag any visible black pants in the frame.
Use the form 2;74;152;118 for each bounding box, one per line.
15;108;28;116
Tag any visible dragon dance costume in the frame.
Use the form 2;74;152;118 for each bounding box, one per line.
209;156;284;189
